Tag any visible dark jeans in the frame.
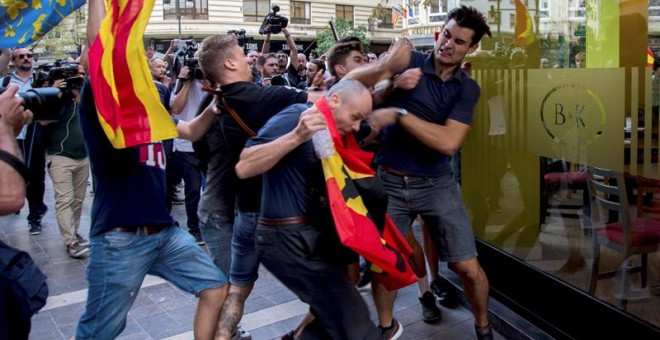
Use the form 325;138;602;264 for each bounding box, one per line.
256;223;379;340
19;124;47;222
175;151;202;231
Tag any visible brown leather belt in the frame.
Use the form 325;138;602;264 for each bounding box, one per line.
110;226;164;235
380;166;410;177
258;216;309;226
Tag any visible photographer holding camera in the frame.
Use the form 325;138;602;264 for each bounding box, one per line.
0;48;51;235
260;6;301;87
42;62;91;258
167;64;208;245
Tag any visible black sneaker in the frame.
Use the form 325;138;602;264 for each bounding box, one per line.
430;277;459;308
76;233;90;247
379;318;403;340
190;230;205;246
28;221;42;235
67;242;90;258
419;291;441;323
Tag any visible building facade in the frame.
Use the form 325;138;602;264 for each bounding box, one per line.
144;0;402;54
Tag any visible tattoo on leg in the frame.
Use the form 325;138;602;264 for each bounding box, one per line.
217;292;246;337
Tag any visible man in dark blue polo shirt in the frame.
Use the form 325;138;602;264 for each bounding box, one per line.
371;6;495;340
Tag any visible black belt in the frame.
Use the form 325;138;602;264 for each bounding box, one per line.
380;166;411;177
258;216;309;227
109;226;164;235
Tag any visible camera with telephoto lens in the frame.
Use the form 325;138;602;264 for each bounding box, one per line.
178;40;204;80
47;63;84;91
259;5;288;35
227;29;254;48
0;86;63;122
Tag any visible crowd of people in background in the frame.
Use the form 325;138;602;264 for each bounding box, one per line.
0;3;501;340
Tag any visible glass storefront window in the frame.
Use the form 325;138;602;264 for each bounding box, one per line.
453;0;659;329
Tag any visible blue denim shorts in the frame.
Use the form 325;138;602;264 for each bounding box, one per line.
200;210;235;275
377;169;478;263
230;211;260;286
76;225;227;339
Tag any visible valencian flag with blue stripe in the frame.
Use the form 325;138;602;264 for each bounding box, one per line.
315;97;417;291
88;0;177;149
0;0;86;48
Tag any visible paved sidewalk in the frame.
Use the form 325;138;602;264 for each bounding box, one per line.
0;177;502;339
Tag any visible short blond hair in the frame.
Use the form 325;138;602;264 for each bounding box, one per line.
198;35;238;83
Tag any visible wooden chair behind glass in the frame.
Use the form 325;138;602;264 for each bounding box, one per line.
585;166;660;309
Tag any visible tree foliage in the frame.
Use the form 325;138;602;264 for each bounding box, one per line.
314;17;370;57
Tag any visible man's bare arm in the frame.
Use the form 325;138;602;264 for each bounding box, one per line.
176;102;219;142
170;67;193;115
87;0;105;47
399;116;470;156
235;107;325;179
0;86;32;215
343;38;413;88
261;33;271;54
0;49;11;77
283;28;298;71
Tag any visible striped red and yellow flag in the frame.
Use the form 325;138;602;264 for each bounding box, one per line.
315;98;417;291
88;0;177;149
648;47;655;68
514;0;536;47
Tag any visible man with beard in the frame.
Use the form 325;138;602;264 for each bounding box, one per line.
256;53;278;87
1;48;48;235
245;49;260;84
262;27;301;87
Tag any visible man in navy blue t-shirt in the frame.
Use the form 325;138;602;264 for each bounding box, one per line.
370;6;495;340
235;79;381;339
74;79;228;339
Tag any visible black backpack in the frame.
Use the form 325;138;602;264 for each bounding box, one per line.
0;241;48;339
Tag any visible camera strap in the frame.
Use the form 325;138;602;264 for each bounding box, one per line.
0;149;29;183
222;98;256;137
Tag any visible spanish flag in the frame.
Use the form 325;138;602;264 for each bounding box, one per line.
88;0;177;149
315;97;417;291
514;0;536;47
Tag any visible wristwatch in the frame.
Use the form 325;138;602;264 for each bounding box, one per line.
395;107;408;118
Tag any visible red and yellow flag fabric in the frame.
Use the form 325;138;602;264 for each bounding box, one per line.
648;47;655;68
88;0;177;149
514;0;536;47
315;98;417;291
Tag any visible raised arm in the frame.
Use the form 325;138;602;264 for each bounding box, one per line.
262;33;271;54
282;28;298;71
343;38;413;89
170;67;192;115
87;0;105;47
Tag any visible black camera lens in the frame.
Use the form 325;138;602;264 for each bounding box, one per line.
19;88;62;122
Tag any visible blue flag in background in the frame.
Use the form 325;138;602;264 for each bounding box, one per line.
0;0;86;48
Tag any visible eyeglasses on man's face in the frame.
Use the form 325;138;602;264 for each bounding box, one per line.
15;53;33;59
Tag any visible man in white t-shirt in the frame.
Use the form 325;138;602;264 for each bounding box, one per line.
170;65;208;245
